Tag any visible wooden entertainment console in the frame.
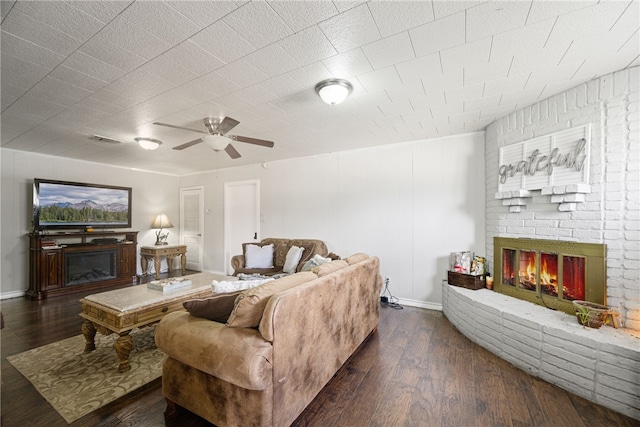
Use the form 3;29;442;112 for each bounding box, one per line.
27;231;138;300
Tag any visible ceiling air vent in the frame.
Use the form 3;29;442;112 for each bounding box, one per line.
90;134;125;144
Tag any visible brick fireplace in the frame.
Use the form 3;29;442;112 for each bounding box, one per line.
464;67;640;420
484;67;639;331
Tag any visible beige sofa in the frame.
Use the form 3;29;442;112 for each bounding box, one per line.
230;238;329;276
155;253;382;427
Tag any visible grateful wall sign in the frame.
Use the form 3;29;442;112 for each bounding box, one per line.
495;125;591;212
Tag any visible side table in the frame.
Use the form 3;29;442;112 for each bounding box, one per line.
140;245;187;280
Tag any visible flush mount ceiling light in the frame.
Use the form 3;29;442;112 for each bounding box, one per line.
135;137;162;150
203;134;229;151
315;78;353;105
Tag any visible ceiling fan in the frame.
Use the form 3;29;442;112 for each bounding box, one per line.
153;117;274;159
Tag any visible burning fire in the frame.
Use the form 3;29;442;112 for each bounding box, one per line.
540;256;557;285
505;249;585;300
509;251;564;298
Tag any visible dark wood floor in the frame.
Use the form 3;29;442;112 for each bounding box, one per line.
1;273;637;427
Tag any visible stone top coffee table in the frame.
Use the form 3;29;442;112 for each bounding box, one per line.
80;272;236;372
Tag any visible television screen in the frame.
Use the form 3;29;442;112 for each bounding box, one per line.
33;178;132;230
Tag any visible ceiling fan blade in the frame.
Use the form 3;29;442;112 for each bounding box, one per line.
217;117;240;135
225;143;241;159
153;122;208;134
232;135;275;148
173;138;203;150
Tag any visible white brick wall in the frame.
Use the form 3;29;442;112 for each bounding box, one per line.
484;66;640;331
443;284;640;420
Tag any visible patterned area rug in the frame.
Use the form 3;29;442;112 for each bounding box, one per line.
6;325;164;424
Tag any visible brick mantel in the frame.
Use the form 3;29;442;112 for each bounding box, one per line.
484;66;640;331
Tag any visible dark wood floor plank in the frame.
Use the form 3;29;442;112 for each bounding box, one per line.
440;326;477;427
499;358;549;427
528;376;585;427
2;279;638;427
566;391;640;427
369;379;413;427
472;344;514;427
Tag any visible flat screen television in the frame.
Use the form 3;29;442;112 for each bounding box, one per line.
33;178;132;231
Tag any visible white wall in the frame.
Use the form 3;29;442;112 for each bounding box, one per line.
1;132;485;308
484;66;639;330
180;132;486;308
0;149;181;297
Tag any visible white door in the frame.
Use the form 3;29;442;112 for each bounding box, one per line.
224;180;260;275
180;187;204;271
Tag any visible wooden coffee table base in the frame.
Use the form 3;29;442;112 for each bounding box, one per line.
82;320;137;373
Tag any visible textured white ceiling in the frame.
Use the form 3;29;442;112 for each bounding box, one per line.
1;0;638;175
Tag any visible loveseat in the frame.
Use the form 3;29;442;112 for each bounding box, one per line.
230;238;329;276
155;253;382;427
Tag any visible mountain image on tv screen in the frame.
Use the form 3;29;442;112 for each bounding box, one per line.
38;182;129;226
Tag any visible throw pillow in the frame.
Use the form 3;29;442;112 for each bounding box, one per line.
244;243;274;269
282;245;305;274
183;291;242;323
301;254;332;272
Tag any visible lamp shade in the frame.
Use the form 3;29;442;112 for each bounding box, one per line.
135;137;162;150
315;79;353;105
151;214;173;229
203;134;229;151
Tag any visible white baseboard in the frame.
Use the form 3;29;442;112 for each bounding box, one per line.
1;290;26;300
396;297;442;311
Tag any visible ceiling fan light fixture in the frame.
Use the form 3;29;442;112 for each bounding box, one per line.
135;137;162;150
315;79;353;105
203;134;229;151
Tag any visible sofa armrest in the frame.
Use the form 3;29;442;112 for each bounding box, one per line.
231;254;244;274
155;311;273;391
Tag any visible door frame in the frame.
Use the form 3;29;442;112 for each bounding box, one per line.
223;179;260;275
180;186;204;272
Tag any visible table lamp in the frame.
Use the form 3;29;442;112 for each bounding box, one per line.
151;214;173;245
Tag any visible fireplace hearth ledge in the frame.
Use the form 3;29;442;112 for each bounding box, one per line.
442;283;639;421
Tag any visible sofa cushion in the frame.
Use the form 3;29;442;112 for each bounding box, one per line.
283;245;304;274
183;291;241;323
311;260;349;277
244;243;274;269
227;272;317;328
344;253;369;265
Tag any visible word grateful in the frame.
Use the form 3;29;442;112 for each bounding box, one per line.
498;139;587;184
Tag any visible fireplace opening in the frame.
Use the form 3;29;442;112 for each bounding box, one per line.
65;249;117;286
494;238;605;315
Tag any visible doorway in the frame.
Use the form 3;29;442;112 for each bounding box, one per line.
180;187;204;271
224;180;260;275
